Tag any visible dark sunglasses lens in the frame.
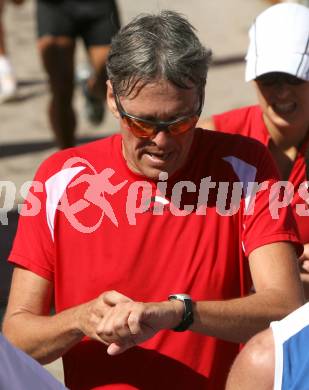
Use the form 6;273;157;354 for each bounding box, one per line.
169;116;199;135
124;117;156;137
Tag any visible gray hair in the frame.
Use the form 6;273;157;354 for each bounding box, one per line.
106;10;212;96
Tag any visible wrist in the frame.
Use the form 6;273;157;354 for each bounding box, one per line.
168;294;194;331
167;299;185;329
72;302;89;337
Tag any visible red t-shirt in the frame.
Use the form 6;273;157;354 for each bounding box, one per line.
213;105;309;244
10;129;301;390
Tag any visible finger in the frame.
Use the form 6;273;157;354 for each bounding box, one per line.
96;306;117;338
299;243;309;262
299;253;307;262
301;260;309;273
127;307;143;335
106;323;157;355
300;254;309;263
107;312;132;341
96;306;132;343
113;313;134;339
107;341;134;356
92;333;111;346
102;290;132;306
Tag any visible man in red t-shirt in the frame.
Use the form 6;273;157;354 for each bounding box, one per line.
199;3;309;297
3;10;304;390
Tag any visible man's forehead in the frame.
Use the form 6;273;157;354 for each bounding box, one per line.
111;77;198;100
117;78;198;100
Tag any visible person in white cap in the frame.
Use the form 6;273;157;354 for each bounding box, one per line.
225;302;309;389
199;2;309;297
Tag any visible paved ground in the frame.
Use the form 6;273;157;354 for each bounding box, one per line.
0;0;270;384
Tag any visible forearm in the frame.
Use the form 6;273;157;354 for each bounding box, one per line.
3;269;118;363
191;289;303;343
2;305;84;364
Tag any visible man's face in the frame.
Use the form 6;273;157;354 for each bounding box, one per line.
107;79;200;180
254;72;309;133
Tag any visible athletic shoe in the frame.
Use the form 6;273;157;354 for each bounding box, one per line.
81;79;105;125
75;62;92;85
0;56;17;103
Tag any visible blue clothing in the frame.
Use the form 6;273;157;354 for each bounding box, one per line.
0;334;67;390
271;303;309;390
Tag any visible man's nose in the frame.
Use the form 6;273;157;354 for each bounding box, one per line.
151;128;171;146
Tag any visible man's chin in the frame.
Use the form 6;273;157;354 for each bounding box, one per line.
140;165;173;180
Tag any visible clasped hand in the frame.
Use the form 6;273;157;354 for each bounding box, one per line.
78;290;183;355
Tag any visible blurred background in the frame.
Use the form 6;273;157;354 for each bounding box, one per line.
0;0;288;382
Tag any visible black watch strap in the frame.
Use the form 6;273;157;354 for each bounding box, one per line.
168;294;194;332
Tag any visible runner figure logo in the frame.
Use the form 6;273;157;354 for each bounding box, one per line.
56;157;128;233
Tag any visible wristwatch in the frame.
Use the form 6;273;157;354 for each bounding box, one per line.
168;293;194;332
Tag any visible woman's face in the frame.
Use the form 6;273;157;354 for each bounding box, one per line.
254;72;309;133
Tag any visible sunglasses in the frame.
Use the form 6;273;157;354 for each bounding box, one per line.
114;90;203;138
256;72;306;87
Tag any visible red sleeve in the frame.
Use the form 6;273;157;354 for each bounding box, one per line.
241;144;303;257
8;149;76;281
9;158;57;281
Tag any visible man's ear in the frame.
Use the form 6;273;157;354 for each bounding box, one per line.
106;80;120;119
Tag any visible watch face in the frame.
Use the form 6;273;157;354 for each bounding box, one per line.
169;294;191;301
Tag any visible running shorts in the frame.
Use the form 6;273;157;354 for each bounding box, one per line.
36;0;120;47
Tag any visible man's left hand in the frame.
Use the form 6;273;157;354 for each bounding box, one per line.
96;290;183;355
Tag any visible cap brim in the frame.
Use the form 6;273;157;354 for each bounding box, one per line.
245;52;309;82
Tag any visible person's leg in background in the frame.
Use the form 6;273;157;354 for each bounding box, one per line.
84;45;110;125
38;36;76;148
36;1;76;149
80;0;120;125
0;0;22;102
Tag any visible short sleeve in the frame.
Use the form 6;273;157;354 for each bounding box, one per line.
8;152;68;281
242;143;303;257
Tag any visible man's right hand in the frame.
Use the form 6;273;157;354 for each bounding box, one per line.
94;290;184;355
76;291;132;343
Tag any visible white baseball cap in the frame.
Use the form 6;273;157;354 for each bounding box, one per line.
245;3;309;82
